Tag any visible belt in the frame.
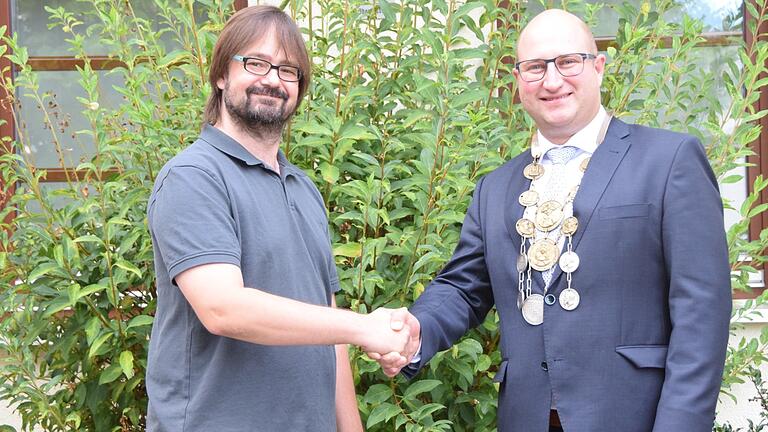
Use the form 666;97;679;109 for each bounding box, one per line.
549;409;562;427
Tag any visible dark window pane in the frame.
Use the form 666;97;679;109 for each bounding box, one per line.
13;0;210;56
17;71;124;168
14;0;109;56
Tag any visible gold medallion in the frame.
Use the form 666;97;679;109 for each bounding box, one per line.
523;162;544;180
519;190;539;207
527;238;560;271
561;216;579;236
535;200;564;232
515;218;536;238
579;157;590;172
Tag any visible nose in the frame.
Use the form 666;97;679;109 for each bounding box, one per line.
541;62;564;91
260;66;282;86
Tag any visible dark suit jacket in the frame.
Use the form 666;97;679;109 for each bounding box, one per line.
405;118;732;432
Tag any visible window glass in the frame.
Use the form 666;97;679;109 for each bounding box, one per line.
14;0;109;56
524;0;743;37
13;0;209;56
610;45;738;128
17;71;125;168
604;44;743;230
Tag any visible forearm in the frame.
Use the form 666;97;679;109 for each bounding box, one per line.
335;344;363;432
176;263;400;350
206;286;366;345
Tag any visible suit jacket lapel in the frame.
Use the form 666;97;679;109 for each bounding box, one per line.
549;118;631;285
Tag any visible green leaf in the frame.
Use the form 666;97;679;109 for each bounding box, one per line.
73;234;104;244
319;162;340;184
119;351;135;379
89;333;113;358
127;315;154;329
28;262;64;283
334;242;362;258
403;379;442;399
450;89;486;108
363;384;393;404
720;174;742;184
99;364;123;385
157;49;190;68
339;124;375;141
114;259;142;278
43;296;72;317
85;317;102;345
366;402;400;428
409;402;446;421
476;354;492;372
64;412;81;429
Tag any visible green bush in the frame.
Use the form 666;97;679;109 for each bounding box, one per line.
0;0;766;431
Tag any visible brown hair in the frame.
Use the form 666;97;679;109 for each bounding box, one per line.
203;6;311;125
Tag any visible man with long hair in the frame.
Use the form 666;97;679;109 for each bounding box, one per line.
146;6;414;431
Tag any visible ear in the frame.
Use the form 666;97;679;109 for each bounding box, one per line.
594;53;607;81
217;75;227;91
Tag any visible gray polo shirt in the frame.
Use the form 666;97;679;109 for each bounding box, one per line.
146;124;339;432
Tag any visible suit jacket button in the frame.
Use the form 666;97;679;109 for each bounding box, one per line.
541;361;548;371
544;294;556;305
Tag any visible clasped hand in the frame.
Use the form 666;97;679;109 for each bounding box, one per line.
362;308;421;377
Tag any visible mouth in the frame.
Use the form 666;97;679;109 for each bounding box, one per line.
540;92;572;102
247;86;288;101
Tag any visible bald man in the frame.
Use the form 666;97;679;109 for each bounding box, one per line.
373;9;731;432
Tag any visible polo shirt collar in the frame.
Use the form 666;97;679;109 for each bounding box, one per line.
200;123;302;177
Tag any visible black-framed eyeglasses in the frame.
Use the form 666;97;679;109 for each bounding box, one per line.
515;53;597;82
232;55;302;82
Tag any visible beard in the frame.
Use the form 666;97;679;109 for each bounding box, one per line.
223;83;292;135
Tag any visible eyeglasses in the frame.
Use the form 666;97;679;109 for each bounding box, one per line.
232;55;302;82
515;53;597;82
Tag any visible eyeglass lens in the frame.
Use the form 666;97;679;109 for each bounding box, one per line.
243;57;300;82
519;54;587;82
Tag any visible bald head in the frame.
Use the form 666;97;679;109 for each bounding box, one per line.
517;9;597;60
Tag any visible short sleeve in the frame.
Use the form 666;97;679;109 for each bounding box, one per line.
325;225;340;294
149;165;241;284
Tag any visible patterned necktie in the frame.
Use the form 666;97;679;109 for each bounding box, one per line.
546;145;578;165
541;145;578;287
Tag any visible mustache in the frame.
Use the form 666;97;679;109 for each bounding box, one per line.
246;85;288;100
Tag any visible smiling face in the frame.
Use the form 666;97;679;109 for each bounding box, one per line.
216;29;300;133
513;10;606;143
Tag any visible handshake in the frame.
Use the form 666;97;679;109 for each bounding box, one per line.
360;308;421;377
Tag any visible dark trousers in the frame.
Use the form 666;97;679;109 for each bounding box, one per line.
549;427;563;432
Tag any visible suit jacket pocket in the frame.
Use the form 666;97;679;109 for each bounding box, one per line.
493;360;509;383
616;345;668;368
599;203;651;220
